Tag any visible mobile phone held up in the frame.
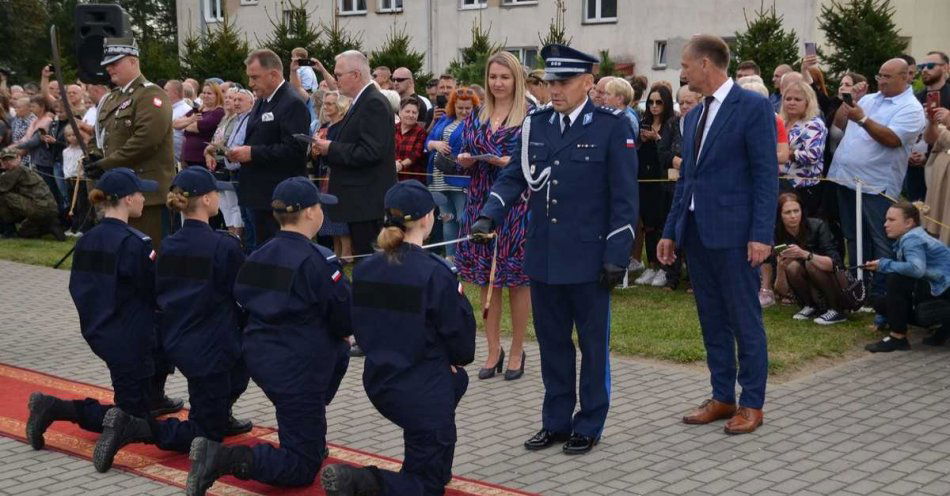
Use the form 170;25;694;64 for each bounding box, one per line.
804;42;817;57
298;59;315;67
774;244;789;255
842;93;853;106
435;95;448;109
927;91;941;111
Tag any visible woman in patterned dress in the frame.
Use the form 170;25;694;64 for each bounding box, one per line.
780;80;827;216
456;51;531;381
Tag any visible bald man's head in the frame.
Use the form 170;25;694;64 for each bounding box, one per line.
877;58;911;97
392;67;415;97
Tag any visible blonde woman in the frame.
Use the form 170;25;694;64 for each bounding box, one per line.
312;90;353;260
780;80;827;215
456;51;531;381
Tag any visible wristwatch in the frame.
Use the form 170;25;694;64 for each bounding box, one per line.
858;116;869;127
806;252;814;262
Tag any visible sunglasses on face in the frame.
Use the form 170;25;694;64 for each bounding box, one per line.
648;100;664;106
917;62;946;71
391;77;410;83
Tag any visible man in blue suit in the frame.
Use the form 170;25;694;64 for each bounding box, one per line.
471;44;638;455
658;34;778;435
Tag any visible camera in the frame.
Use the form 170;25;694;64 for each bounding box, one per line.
435;95;448;109
297;59;315;67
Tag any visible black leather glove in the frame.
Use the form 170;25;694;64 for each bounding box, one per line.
470;216;495;244
599;263;627;290
81;154;104;179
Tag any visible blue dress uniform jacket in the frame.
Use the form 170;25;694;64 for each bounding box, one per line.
233;230;352;487
156;220;245;377
70;218;156;378
352;245;475;496
68;218;157;430
481;99;639;284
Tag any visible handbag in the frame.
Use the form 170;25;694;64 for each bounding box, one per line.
433;153;461;176
836;268;867;312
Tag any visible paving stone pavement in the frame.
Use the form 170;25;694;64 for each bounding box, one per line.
2;259;950;495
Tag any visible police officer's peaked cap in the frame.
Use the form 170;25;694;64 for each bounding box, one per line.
172;166;234;197
101;37;140;66
96;168;158;199
384;180;446;222
540;44;598;81
272;176;337;212
0;147;18;160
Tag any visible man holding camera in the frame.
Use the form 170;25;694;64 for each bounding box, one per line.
86;37;175;252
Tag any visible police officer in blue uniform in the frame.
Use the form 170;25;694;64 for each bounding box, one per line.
186;176;351;496
321;180;476;496
471;44;639;455
148;167;253;456
25;168;162;471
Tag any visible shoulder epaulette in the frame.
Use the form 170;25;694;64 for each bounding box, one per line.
596;105;624;117
530;105;555;117
123;224;150;243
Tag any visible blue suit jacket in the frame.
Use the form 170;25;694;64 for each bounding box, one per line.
662;84;778;249
481;100;639;284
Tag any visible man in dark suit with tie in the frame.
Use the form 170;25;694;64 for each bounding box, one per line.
658;34;778;435
227;49;311;246
312;50;396;257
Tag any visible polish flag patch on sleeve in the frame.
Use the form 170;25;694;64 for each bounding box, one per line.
153;97;163;108
149;250;156;261
458;282;464;295
625;138;635;148
331;270;342;283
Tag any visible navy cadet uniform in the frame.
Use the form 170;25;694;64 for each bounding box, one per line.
151;167;252;453
321;180;476;496
24;169;163;472
186;177;350;496
472;45;639;454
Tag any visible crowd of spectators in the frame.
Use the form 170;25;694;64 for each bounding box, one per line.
1;43;949;355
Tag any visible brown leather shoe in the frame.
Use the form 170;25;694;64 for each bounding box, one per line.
682;399;737;425
723;407;764;434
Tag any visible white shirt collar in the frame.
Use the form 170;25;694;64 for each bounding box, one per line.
352;82;374;106
120;77;137;94
559;97;589;127
266;80;286;103
709;78;734;104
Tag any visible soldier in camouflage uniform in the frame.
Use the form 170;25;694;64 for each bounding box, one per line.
86;37;175;253
0;147;64;241
86;38;183;416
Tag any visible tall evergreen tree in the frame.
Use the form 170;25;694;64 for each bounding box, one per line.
258;0;321;78
311;17;363;74
447;20;502;86
369;25;430;94
818;0;908;91
596;50;622;78
180;13;249;85
538;0;571;50
731;2;799;92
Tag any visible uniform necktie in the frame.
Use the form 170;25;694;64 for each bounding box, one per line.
693;96;716;162
562;114;571;137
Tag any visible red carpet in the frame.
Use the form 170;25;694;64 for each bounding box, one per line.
0;363;537;496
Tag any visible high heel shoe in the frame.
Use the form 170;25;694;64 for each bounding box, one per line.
478;349;504;380
504;351;526;381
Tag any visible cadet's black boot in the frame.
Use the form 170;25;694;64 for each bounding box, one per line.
321;464;383;496
93;407;154;472
26;392;78;450
186;437;253;496
149;395;184;416
224;412;253;436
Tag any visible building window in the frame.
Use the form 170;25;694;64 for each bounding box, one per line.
584;0;617;23
506;47;539;68
653;40;667;68
338;0;367;15
204;0;224;23
239;0;258;5
379;0;403;12
460;0;487;10
502;0;538;5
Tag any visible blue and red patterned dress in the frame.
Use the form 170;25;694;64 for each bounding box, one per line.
455;112;530;287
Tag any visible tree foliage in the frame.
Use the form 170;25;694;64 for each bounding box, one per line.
596;50;622;79
538;0;571;48
181;13;249;86
818;0;908;91
731;1;799;92
257;0;321;79
369;25;430;95
447;20;502;86
310;18;364;74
